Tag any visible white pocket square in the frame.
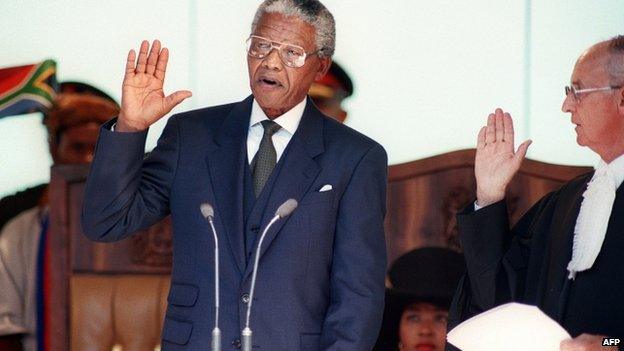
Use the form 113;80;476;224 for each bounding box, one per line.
319;184;333;192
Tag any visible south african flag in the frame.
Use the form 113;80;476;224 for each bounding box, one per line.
0;59;58;119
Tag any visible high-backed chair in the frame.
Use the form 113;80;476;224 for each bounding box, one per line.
48;165;172;351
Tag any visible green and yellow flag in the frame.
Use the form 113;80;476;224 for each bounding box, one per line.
0;59;58;118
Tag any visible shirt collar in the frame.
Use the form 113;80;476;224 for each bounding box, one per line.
250;98;307;135
597;153;624;188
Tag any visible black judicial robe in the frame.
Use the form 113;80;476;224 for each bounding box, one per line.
448;171;624;339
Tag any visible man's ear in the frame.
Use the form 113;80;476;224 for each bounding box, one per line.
315;58;332;81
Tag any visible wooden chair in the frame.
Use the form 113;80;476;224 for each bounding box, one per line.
48;164;172;351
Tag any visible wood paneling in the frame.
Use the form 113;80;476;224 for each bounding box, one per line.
384;149;592;267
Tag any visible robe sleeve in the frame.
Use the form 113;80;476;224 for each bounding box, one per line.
447;192;558;330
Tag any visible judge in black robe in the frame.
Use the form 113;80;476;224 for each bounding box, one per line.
449;170;624;339
448;36;624;350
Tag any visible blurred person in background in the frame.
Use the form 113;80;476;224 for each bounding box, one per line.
0;82;118;230
308;61;353;123
374;247;465;351
0;82;119;351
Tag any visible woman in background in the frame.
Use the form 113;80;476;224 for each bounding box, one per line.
374;247;465;351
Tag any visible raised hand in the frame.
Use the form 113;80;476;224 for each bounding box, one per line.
116;40;192;132
474;108;532;207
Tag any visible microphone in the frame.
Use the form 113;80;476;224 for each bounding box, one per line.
200;203;221;351
241;199;298;351
275;198;298;218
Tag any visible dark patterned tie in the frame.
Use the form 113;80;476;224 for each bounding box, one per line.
252;120;281;197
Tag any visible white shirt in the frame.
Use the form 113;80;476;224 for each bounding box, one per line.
112;98;305;165
246;98;306;165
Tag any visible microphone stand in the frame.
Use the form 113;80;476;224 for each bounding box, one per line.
201;203;221;351
241;199;297;351
242;215;280;351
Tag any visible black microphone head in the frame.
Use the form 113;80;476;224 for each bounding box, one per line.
200;203;214;219
275;199;298;218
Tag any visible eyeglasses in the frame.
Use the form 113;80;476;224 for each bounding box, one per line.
564;85;621;102
246;35;314;68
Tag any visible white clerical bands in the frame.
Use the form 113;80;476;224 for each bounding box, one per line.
568;165;618;279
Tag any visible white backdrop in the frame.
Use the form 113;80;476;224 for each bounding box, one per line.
1;0;622;197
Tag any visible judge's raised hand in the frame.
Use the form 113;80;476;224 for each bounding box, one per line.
560;334;618;351
116;40;192;132
475;108;531;207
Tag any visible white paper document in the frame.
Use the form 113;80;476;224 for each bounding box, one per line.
447;302;571;351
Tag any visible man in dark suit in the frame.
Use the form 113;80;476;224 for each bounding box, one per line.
81;1;387;350
449;36;624;350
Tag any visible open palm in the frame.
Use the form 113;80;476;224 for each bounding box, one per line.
475;108;531;206
117;40;191;132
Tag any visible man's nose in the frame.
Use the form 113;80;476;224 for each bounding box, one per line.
562;92;575;113
262;48;283;71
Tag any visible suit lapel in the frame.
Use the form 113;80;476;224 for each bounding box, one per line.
243;98;325;280
205;96;254;275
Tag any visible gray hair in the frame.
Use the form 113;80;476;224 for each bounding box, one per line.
251;0;336;58
606;35;624;86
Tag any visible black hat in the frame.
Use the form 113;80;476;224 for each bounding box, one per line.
43;81;120;144
373;247;465;351
57;81;118;106
389;247;465;305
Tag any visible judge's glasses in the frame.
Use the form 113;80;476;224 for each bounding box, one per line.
564;85;621;102
246;35;315;68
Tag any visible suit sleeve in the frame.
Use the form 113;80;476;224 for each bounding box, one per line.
320;143;388;351
81;116;180;242
448;193;555;330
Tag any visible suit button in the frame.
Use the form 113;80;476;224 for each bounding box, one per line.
232;339;241;349
241;293;250;304
251;225;260;234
